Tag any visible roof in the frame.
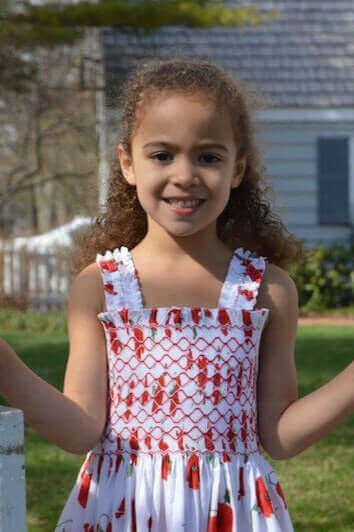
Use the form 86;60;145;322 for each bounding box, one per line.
102;0;354;108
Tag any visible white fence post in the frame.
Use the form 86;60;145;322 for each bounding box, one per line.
0;406;26;532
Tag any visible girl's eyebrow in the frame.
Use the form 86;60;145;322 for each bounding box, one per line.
143;141;229;152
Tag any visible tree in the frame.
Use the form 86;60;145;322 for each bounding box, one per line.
0;30;99;236
1;0;279;92
0;1;280;236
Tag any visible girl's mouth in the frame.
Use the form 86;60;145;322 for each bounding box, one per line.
163;199;206;215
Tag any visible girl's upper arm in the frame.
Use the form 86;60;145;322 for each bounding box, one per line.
63;262;108;444
256;263;299;459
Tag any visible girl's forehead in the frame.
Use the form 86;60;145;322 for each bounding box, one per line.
134;93;233;142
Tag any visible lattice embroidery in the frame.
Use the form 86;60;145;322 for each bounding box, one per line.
95;246;269;457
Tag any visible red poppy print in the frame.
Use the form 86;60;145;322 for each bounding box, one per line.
144;430;152;450
238;466;245;499
170;308;183;330
83;524;94;532
125;390;134;407
186;348;194;370
207;501;234;531
204;427;215;451
123;408;132;422
77;471;92;508
191;307;201;324
217;308;231;336
141;374;150;406
276;481;288;508
131;498;137;532
104;281;118;296
242;259;262;283
161;453;171;480
239;287;255;301
211;362;221;405
236;364;243;399
119;309;131;333
133;327;144;360
255;476;274;517
130;427;139;451
115;497;125;519
152;373;165;414
176;428;185;451
169;375;181;416
159;436;169;452
149;308;158;326
110;330;122;356
97;452;104;482
186;453;200;489
197;354;208;389
99;258;118;272
242;309;253;338
222;441;231;462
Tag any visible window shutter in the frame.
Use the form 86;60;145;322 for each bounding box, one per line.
317;137;349;225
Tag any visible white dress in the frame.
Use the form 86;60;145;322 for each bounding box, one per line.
55;246;294;531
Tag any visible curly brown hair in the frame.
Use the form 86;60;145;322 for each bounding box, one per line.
71;57;305;277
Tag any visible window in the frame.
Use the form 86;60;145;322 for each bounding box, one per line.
317;136;349;225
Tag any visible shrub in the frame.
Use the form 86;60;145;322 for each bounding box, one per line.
289;242;354;312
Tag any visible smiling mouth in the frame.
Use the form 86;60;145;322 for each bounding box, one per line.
162;199;206;206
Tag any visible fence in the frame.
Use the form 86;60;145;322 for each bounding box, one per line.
0;406;26;531
0;246;72;312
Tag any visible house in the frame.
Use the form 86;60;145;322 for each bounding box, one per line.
100;0;354;247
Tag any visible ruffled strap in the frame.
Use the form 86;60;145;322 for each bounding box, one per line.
220;247;268;311
96;246;143;313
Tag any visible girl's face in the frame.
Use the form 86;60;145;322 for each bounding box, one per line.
117;92;245;247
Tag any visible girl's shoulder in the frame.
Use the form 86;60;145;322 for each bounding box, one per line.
257;261;298;314
71;262;106;315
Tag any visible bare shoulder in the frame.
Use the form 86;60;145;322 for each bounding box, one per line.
68;262;105;315
257;262;298;321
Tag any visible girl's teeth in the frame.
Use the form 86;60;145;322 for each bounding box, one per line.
168;199;201;207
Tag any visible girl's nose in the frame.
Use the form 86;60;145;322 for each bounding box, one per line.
171;158;199;185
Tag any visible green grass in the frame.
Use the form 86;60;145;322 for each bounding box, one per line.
0;325;353;531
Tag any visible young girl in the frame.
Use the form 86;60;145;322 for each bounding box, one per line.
1;58;353;532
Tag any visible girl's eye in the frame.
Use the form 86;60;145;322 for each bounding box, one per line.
150;152;221;163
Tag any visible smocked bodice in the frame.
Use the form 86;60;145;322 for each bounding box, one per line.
95;246;270;457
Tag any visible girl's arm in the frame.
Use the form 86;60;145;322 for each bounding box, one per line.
0;263;107;454
257;263;354;460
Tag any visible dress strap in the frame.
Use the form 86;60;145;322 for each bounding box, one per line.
96;246;143;313
220;247;268;310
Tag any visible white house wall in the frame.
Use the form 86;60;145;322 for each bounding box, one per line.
255;111;354;247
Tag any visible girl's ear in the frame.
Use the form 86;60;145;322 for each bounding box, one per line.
231;155;247;189
117;143;136;187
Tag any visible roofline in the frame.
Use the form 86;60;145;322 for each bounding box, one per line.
256;108;354;122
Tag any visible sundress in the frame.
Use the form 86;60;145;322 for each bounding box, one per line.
55;246;294;531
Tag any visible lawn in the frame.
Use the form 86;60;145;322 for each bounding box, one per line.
0;324;353;531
